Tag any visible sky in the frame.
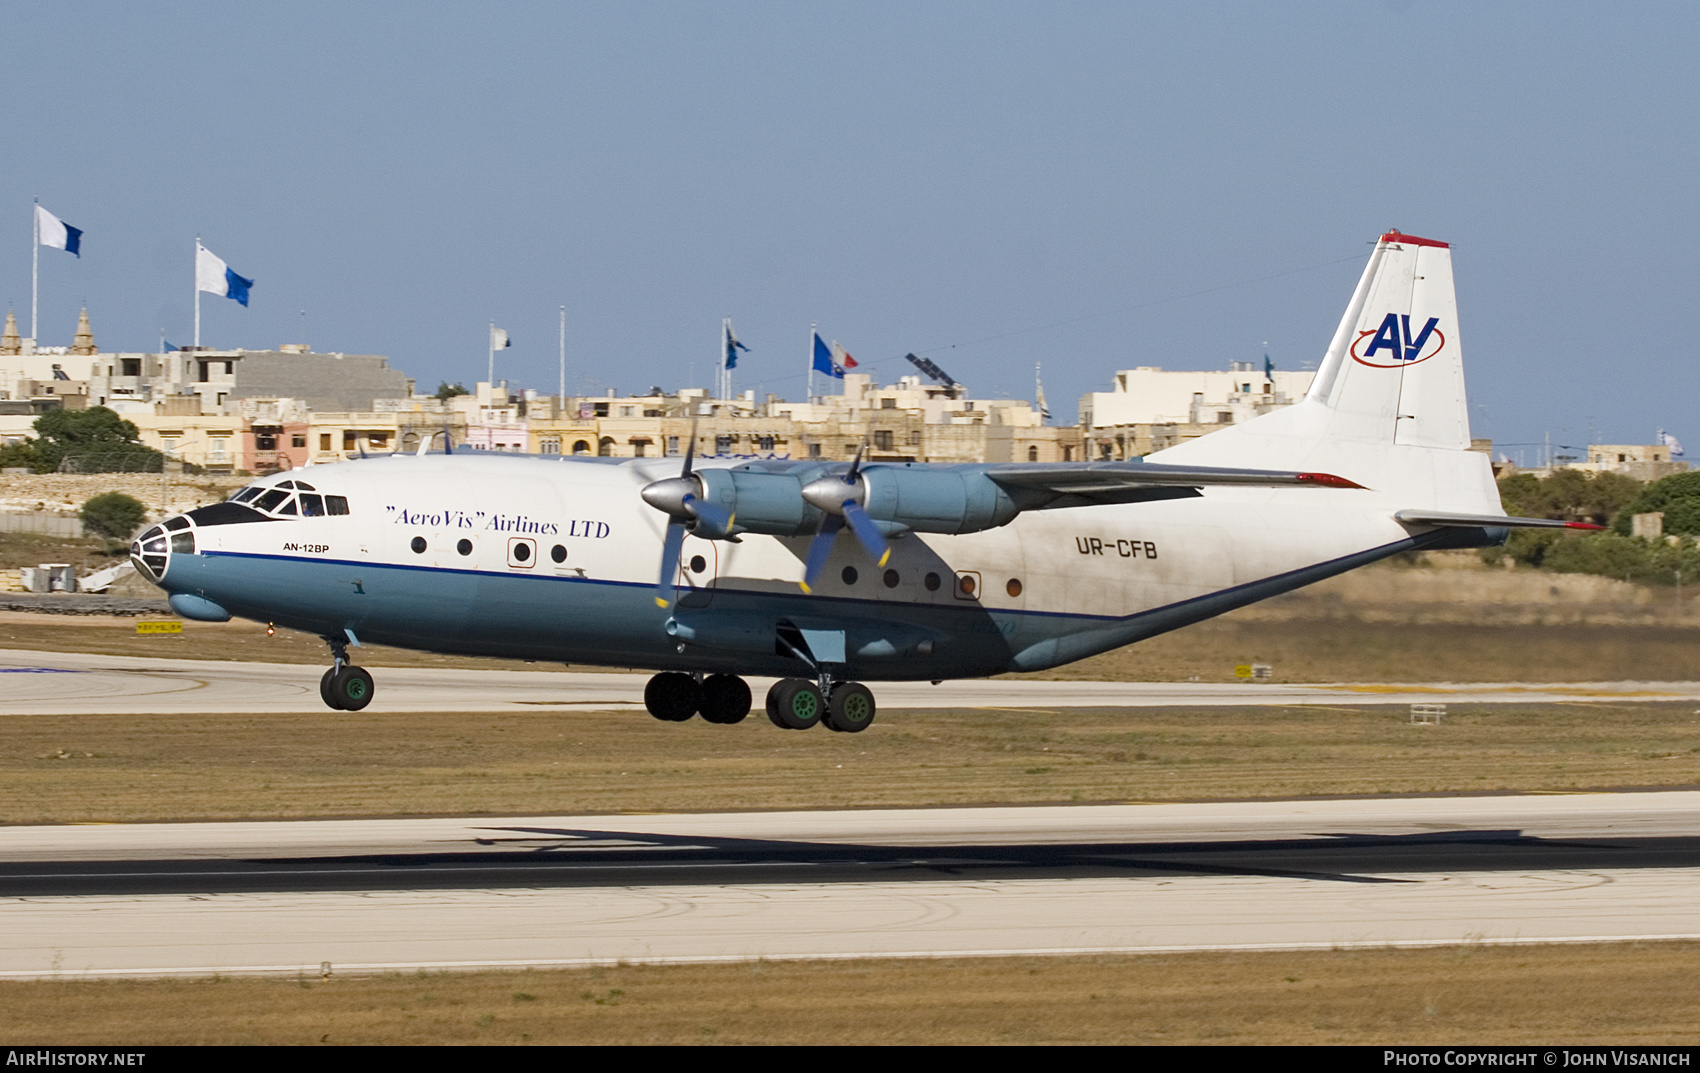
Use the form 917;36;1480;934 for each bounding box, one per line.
4;1;1696;463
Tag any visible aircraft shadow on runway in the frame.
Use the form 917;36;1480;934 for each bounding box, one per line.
4;826;1699;897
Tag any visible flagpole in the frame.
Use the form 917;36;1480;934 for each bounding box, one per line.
808;321;815;403
193;238;201;349
558;306;566;417
487;320;494;389
31;197;39;346
720;317;729;402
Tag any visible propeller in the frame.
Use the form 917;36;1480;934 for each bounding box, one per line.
797;443;890;593
640;423;736;609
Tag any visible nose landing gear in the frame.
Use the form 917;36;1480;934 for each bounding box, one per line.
319;634;374;711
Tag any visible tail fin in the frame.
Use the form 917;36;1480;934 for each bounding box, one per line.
1152;231;1495;512
1304;230;1468;449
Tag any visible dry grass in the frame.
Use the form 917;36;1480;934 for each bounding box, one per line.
1029;617;1700;683
3;702;1698;824
3;944;1698;1044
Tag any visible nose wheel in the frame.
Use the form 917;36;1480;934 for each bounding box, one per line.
319;635;374;711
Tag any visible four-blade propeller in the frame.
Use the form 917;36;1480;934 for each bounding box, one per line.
639;429;735;609
797;443;890;593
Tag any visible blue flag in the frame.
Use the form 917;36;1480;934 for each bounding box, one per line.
724;319;750;371
811;331;843;379
224;268;254;307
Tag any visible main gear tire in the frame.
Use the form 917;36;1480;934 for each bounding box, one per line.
766;678;824;730
644;672;701;722
824;682;876;733
699;674;751;724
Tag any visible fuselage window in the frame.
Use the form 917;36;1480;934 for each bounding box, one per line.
551;544;567;563
276;496;299;516
457;538;473;556
411;536;427;554
326;496;350;516
299;493;325;516
232;487;261;503
842;566;858;585
689;555;706;574
883;569;900;588
924;572;942;592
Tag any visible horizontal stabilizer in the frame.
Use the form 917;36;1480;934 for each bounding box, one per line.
1394;509;1604;531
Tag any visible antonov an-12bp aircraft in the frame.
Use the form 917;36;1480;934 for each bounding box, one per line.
131;231;1592;731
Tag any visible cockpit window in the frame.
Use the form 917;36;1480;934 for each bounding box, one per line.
232;483;348;518
254;488;291;512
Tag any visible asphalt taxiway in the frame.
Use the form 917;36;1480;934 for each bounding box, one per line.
1;793;1697;978
2;648;1696;715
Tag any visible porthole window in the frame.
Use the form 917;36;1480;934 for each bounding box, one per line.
689;555;707;574
457;538;473;556
410;536;426;554
958;574;977;596
842;565;859;585
513;542;532;562
1006;578;1023;597
883;569;900;588
924;572;941;592
551;544;567;563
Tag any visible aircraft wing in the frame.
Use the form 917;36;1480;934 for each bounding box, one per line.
985;461;1363;509
1394;509;1605;530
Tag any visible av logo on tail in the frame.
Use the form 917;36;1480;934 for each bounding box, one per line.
1352;313;1446;367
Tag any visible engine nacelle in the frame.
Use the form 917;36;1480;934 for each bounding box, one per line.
689;463;1023;538
859;464;1022;535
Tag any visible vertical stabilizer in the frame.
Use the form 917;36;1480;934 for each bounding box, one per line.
1305;230;1468;448
1152;231;1496;513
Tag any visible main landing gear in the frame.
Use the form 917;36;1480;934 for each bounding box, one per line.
641;671;876;733
643;672;752;724
319;634;374;711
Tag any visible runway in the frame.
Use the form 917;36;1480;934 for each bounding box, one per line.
2;648;1696;715
2;792;1697;978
